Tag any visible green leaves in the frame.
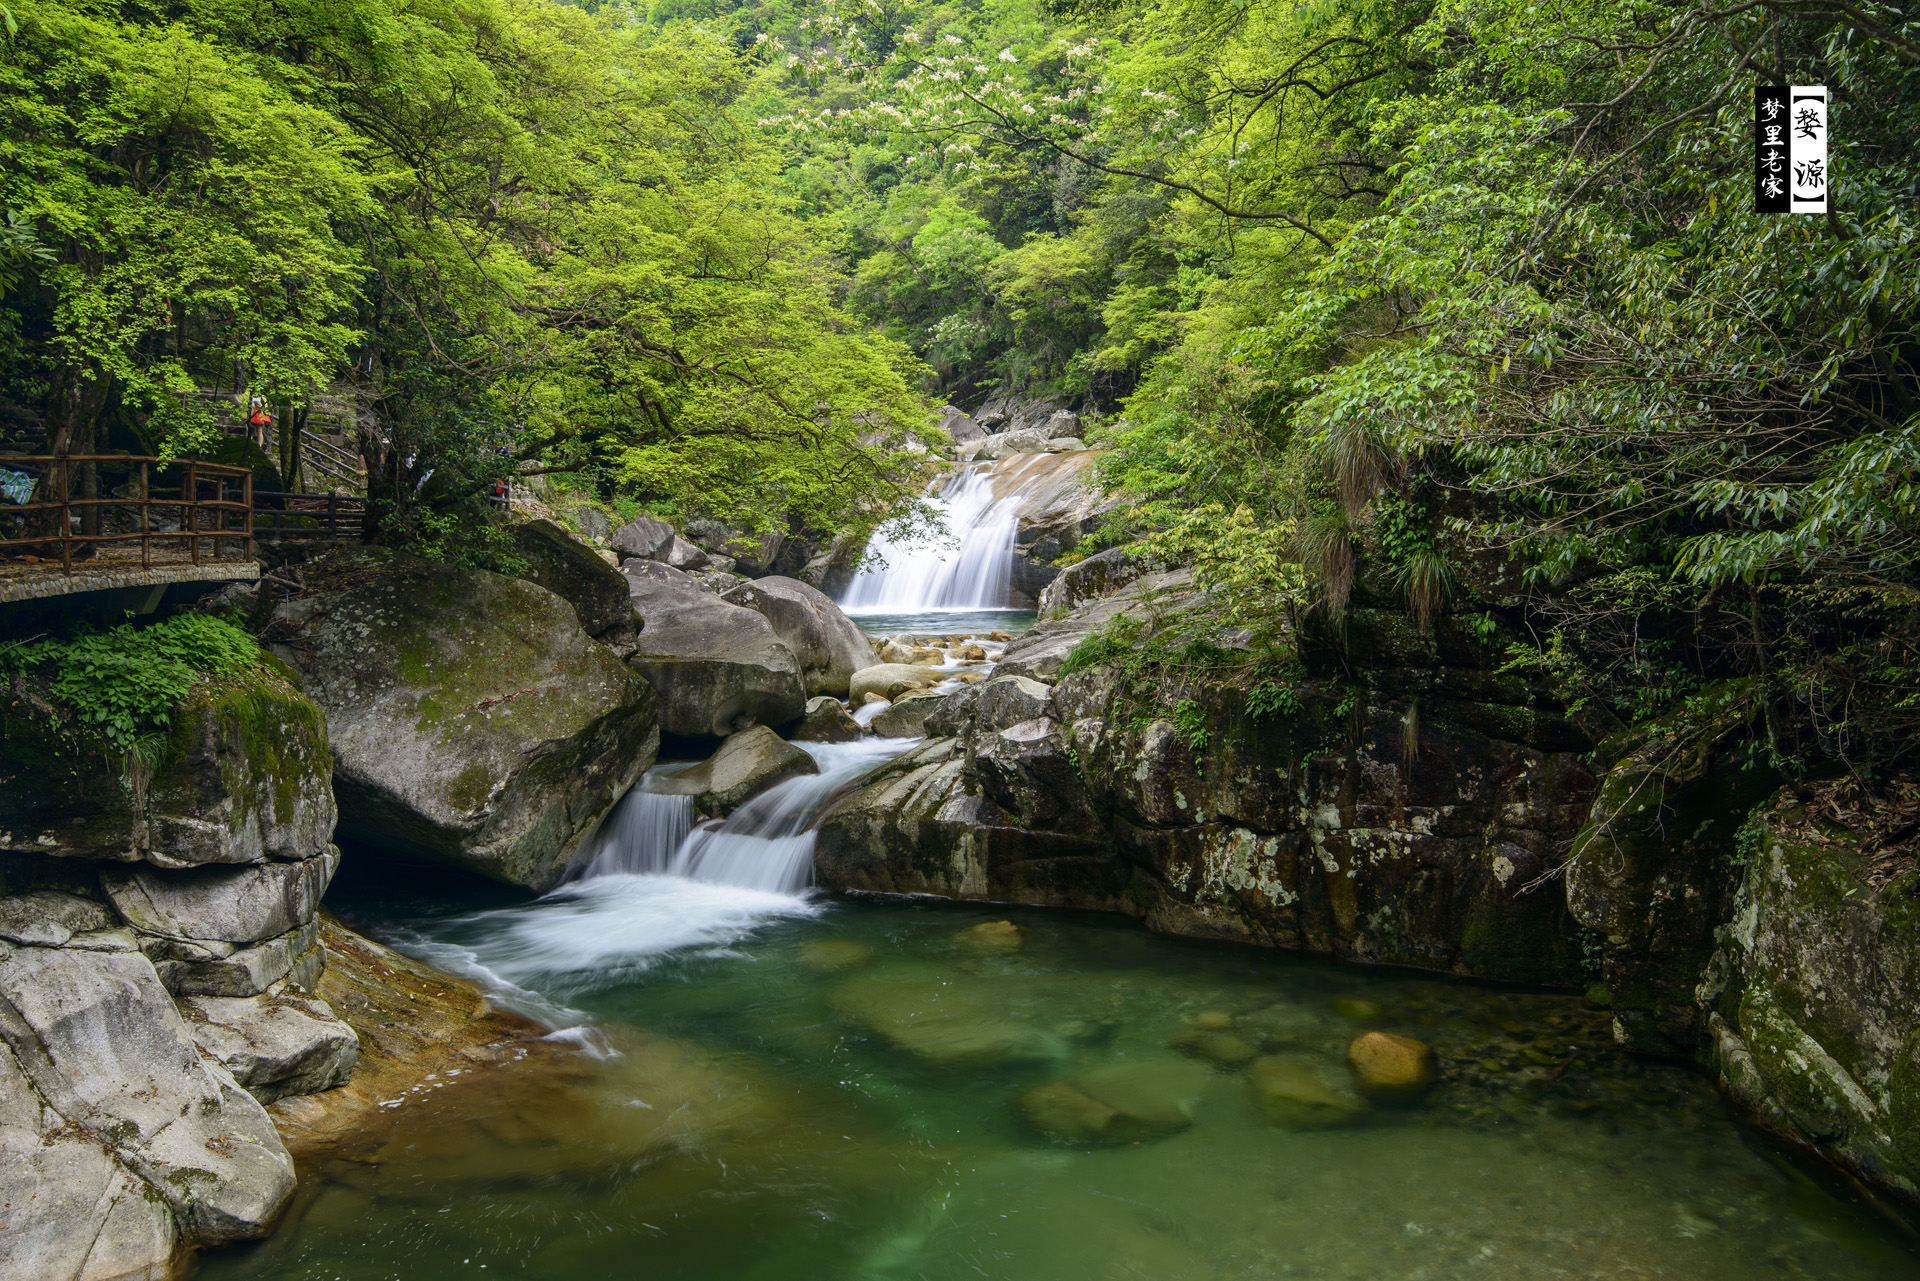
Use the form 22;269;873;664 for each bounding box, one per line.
3;614;259;751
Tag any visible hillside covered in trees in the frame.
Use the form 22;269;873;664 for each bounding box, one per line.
3;0;1917;771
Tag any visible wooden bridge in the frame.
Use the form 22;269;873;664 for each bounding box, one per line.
0;454;365;607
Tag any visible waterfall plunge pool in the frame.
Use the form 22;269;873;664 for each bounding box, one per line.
203;748;1920;1281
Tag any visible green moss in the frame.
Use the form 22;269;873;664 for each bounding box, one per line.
448;759;498;812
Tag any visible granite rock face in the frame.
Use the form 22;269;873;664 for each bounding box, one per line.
623;560;807;739
1698;780;1920;1200
0;944;297;1250
283;556;660;890
510;518;639;653
817;571;1598;986
721;576;873;698
181;981;361;1105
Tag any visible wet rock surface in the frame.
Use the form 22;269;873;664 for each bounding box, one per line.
793;695;863;743
280;551;660;891
721;576;872;698
649;725;819;816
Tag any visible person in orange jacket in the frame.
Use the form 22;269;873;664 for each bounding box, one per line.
247;396;274;447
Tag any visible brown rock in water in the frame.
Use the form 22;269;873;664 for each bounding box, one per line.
1194;1010;1235;1030
1174;1030;1258;1067
1248;1054;1368;1128
1346;1031;1438;1100
1330;997;1384;1024
955;920;1025;952
1019;1060;1209;1143
267;915;546;1161
799;939;872;974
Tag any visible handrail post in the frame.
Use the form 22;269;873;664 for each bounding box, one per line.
140;461;150;569
58;456;71;576
186;462;199;565
243;469;253;563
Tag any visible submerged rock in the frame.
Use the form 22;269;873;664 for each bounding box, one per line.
1019;1059;1210;1143
623;560;807;738
1248;1054;1368;1128
1347;1031;1438;1100
793;696;863;743
831;966;1067;1067
721;576;873;698
290;560;659;891
954;920;1026;952
799;939;873;973
1174;1029;1259;1067
650;726;819;816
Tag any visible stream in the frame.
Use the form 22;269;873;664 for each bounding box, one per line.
199;734;1920;1281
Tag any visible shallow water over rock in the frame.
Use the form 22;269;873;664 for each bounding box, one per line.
203;890;1920;1281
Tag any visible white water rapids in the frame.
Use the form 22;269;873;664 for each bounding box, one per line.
385;738;908;1021
840;464;1023;613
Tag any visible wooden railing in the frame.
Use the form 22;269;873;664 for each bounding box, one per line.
0;455;253;573
251;491;366;542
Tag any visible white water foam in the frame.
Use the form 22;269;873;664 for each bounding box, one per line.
841;465;1024;613
383;739;910;1020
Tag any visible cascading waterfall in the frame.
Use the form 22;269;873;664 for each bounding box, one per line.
393;740;909;1014
840;464;1024;613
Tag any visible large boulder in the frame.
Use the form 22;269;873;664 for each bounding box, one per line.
611;515;675;561
1037;548;1145;616
287;558;661;891
794;696;862;743
721;576;873;697
871;692;946;739
939;405;987;446
0;658;335;867
510;518;638;651
1699;779;1920;1200
649;726;819;816
623;560;807;738
0;944;296;1246
687;519;785;576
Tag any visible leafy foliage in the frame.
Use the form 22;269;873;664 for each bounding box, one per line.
3;614;258;750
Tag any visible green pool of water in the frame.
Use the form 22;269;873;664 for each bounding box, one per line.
202;893;1919;1281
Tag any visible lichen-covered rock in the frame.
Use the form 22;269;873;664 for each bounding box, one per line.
1699;780;1920;1200
0;659;335;867
510;517;638;651
973;718;1099;831
1565;680;1778;1053
649;726;818;816
180;982;360;1105
292;562;659;891
102;847;337;945
0;889;115;946
623;560;806;739
721;576;873;697
0;943;296;1245
793;696;862;743
150;918;322;998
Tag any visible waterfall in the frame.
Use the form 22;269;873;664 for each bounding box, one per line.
394;739;909;1016
579;739;902;893
840;465;1023;613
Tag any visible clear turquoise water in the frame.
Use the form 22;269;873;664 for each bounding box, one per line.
200;886;1920;1281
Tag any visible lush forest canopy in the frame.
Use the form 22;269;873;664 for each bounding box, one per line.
2;0;1916;769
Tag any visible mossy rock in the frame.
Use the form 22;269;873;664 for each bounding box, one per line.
0;660;334;866
296;564;659;890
